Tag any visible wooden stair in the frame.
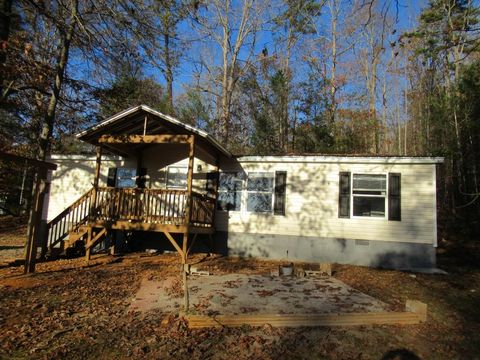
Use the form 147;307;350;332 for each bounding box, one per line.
65;225;89;248
46;188;107;258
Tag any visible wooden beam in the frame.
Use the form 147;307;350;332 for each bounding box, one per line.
182;232;188;264
89;221;189;233
98;134;193;144
186;233;198;258
187;303;427;329
0;151;57;170
189;226;215;235
91;146;102;220
102;144;130;158
85;227;93;261
24;168;49;273
85;227;107;250
163;231;184;258
406;300;427;322
93;146;102;188
185;136;195;225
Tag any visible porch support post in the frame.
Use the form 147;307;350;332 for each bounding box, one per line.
24;168;48;274
185;135;195;225
182;232;188;264
85;226;93;261
91;145;102;219
211;160;220;224
183;135;195;264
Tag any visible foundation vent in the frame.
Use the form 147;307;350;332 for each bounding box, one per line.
355;239;370;246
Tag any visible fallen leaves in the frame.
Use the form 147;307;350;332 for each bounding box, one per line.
0;249;478;360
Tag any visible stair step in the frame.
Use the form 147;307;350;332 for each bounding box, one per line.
64;227;90;249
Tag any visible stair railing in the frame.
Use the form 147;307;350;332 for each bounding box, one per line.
46;187;95;250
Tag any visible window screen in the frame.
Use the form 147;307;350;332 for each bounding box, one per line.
116;168;136;188
246;173;274;213
352;174;386;217
166;166;187;189
217;172;242;211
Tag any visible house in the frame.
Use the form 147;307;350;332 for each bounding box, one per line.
44;105;443;269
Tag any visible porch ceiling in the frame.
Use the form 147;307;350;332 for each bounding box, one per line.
76;105;231;159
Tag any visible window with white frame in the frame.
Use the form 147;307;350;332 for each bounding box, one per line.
246;172;274;213
352;174;387;217
166;166;187;189
217;172;242;211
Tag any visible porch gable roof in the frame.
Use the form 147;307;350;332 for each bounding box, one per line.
76;105;231;158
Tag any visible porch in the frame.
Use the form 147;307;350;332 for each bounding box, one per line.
45;106;231;263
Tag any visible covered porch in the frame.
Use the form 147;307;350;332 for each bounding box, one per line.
46;106;231;263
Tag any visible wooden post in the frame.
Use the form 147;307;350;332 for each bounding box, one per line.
182;232;188;264
85;226;93;261
184;135;195;225
91;146;102;219
211;161;220;222
181;137;195;315
182;232;190;314
406;300;427;322
24;168;48;274
182;261;189;314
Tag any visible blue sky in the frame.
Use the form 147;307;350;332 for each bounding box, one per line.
140;0;427;100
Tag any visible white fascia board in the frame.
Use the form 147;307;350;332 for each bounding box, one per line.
48;154;123;161
236;156;445;164
76;105;232;158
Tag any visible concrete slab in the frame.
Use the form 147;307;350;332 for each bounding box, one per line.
130;274;389;315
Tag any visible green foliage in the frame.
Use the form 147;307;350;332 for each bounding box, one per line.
273;0;322;35
96;76;170;119
177;90;211;128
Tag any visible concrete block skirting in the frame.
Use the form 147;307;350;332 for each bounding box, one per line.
214;231;436;270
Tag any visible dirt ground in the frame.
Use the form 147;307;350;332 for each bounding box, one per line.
0;225;479;360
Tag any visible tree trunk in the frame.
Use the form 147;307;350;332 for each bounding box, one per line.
329;0;338;126
220;3;231;146
164;32;174;112
0;0;13;97
38;0;78;161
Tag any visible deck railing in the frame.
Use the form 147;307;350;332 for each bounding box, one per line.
95;187;188;225
47;187;216;251
46;187;95;248
94;187;216;227
190;192;216;227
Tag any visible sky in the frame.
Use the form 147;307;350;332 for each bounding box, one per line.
141;0;428;99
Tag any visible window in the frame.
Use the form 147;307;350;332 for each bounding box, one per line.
166;166;187;189
246;172;274;213
217;172;242;211
352;174;386;217
116;168;136;188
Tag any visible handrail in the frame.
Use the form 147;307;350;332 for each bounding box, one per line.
191;191;216;226
47;187;216;252
46;187;95;249
94;187;190;225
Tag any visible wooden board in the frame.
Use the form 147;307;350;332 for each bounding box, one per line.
98;134;192;144
187;311;423;329
186;300;427;329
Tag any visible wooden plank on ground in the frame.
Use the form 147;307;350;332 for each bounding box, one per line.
187;311;422;329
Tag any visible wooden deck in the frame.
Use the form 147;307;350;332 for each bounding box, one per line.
46;187;216;258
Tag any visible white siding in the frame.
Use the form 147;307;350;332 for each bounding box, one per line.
216;160;438;245
46;154;439;246
46;156;133;220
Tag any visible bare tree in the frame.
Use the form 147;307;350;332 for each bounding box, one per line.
191;0;262;146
